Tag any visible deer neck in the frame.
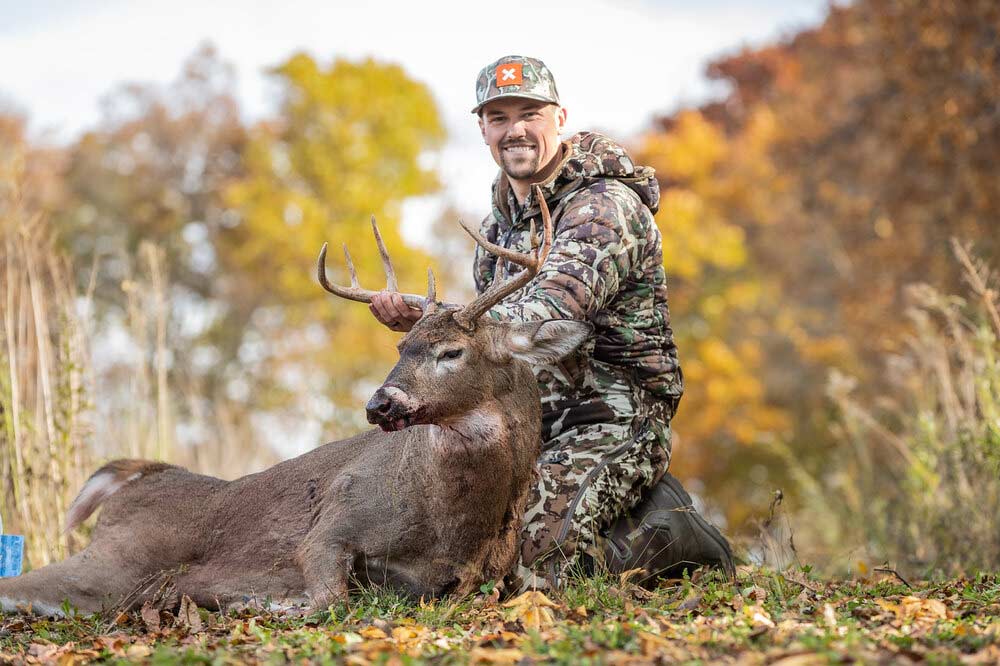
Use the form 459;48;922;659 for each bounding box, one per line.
430;405;508;455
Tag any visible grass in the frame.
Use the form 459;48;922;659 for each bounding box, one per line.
779;240;1000;576
1;154;92;568
0;146;278;571
2;567;999;664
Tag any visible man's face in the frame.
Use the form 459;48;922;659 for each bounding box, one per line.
478;98;567;181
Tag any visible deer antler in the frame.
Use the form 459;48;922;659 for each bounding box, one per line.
317;216;435;309
453;185;554;330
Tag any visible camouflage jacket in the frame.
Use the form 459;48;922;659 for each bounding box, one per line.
475;132;683;440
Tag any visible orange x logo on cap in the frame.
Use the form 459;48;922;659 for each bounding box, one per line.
496;63;523;87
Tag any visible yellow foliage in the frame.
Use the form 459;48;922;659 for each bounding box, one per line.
223;54;446;419
642;111;728;183
656;189;746;281
638;108;799;475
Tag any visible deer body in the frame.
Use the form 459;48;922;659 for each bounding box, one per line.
0;191;587;616
0;349;544;614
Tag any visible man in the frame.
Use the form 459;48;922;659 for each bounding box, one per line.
370;56;733;589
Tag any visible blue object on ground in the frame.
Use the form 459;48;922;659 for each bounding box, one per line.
0;534;24;577
0;513;24;577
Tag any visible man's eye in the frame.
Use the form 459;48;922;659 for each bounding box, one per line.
439;349;463;361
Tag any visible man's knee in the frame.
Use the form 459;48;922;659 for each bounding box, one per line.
517;421;670;583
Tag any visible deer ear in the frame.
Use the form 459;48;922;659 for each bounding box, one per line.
503;320;592;365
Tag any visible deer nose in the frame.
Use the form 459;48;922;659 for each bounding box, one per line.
365;389;394;421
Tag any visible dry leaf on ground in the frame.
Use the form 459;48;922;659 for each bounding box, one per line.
875;596;949;625
139;602;160;633
177;595;203;633
503;590;560;631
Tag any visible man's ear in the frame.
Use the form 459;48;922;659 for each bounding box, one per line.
501;319;592;365
555;106;567;133
479;115;486;142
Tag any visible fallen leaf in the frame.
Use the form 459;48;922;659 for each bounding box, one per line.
391;625;425;642
94;635;128;656
359;625;388;640
503;590;559;631
469;647;524;664
28;642;58;659
875;596;949;625
177;595;204;633
638;630;670;657
125;644;152;658
770;653;827;666
744;604;776;629
139;601;160;633
822;603;837;627
333;632;363;646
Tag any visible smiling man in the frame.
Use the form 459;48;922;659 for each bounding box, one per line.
370;55;733;590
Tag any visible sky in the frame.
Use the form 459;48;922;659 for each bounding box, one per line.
0;0;832;240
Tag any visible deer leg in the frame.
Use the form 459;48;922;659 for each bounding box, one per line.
0;545;143;616
296;533;354;611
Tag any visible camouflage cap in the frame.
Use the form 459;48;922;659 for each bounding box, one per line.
472;55;560;115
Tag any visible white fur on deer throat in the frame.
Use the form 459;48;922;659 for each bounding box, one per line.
432;408;504;450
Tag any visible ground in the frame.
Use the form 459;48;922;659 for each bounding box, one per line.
1;567;999;665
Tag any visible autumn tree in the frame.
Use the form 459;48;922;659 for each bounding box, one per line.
51;47;446;464
224;53;446;425
641;0;1000;526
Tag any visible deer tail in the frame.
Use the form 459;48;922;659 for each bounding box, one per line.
66;459;174;532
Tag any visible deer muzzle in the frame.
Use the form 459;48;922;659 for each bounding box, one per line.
366;385;425;432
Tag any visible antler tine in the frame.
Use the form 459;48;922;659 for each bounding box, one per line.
342;244;360;288
317;242;369;304
316;218;431;309
371;215;399;292
426;267;436;303
537;184;554;253
458;218;542;269
453;187;554;330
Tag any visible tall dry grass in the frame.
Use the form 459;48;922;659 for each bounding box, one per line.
1;154;92;567
1;145;277;569
782;241;1000;575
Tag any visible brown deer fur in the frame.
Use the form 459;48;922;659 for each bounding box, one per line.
0;309;590;615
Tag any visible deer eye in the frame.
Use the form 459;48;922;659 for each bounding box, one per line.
438;349;463;361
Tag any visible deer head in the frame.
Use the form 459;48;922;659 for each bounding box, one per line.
317;186;590;433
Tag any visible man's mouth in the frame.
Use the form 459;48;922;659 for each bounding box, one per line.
503;144;535;155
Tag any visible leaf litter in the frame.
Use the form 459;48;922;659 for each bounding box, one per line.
1;567;999;664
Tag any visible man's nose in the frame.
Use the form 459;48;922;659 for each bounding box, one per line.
506;121;527;138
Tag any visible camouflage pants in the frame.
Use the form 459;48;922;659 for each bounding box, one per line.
515;406;672;591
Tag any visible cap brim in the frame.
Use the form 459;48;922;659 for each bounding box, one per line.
471;92;560;114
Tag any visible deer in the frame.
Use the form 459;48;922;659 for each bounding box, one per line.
0;189;590;616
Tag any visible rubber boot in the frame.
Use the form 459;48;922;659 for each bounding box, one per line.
604;472;735;586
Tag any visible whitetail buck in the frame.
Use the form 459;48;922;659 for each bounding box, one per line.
0;191;589;616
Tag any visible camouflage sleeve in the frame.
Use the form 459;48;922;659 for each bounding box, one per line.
486;183;640;324
472;213;499;295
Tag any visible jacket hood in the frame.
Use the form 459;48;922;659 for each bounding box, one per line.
493;131;660;221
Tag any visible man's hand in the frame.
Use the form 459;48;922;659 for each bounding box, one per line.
369;291;423;332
